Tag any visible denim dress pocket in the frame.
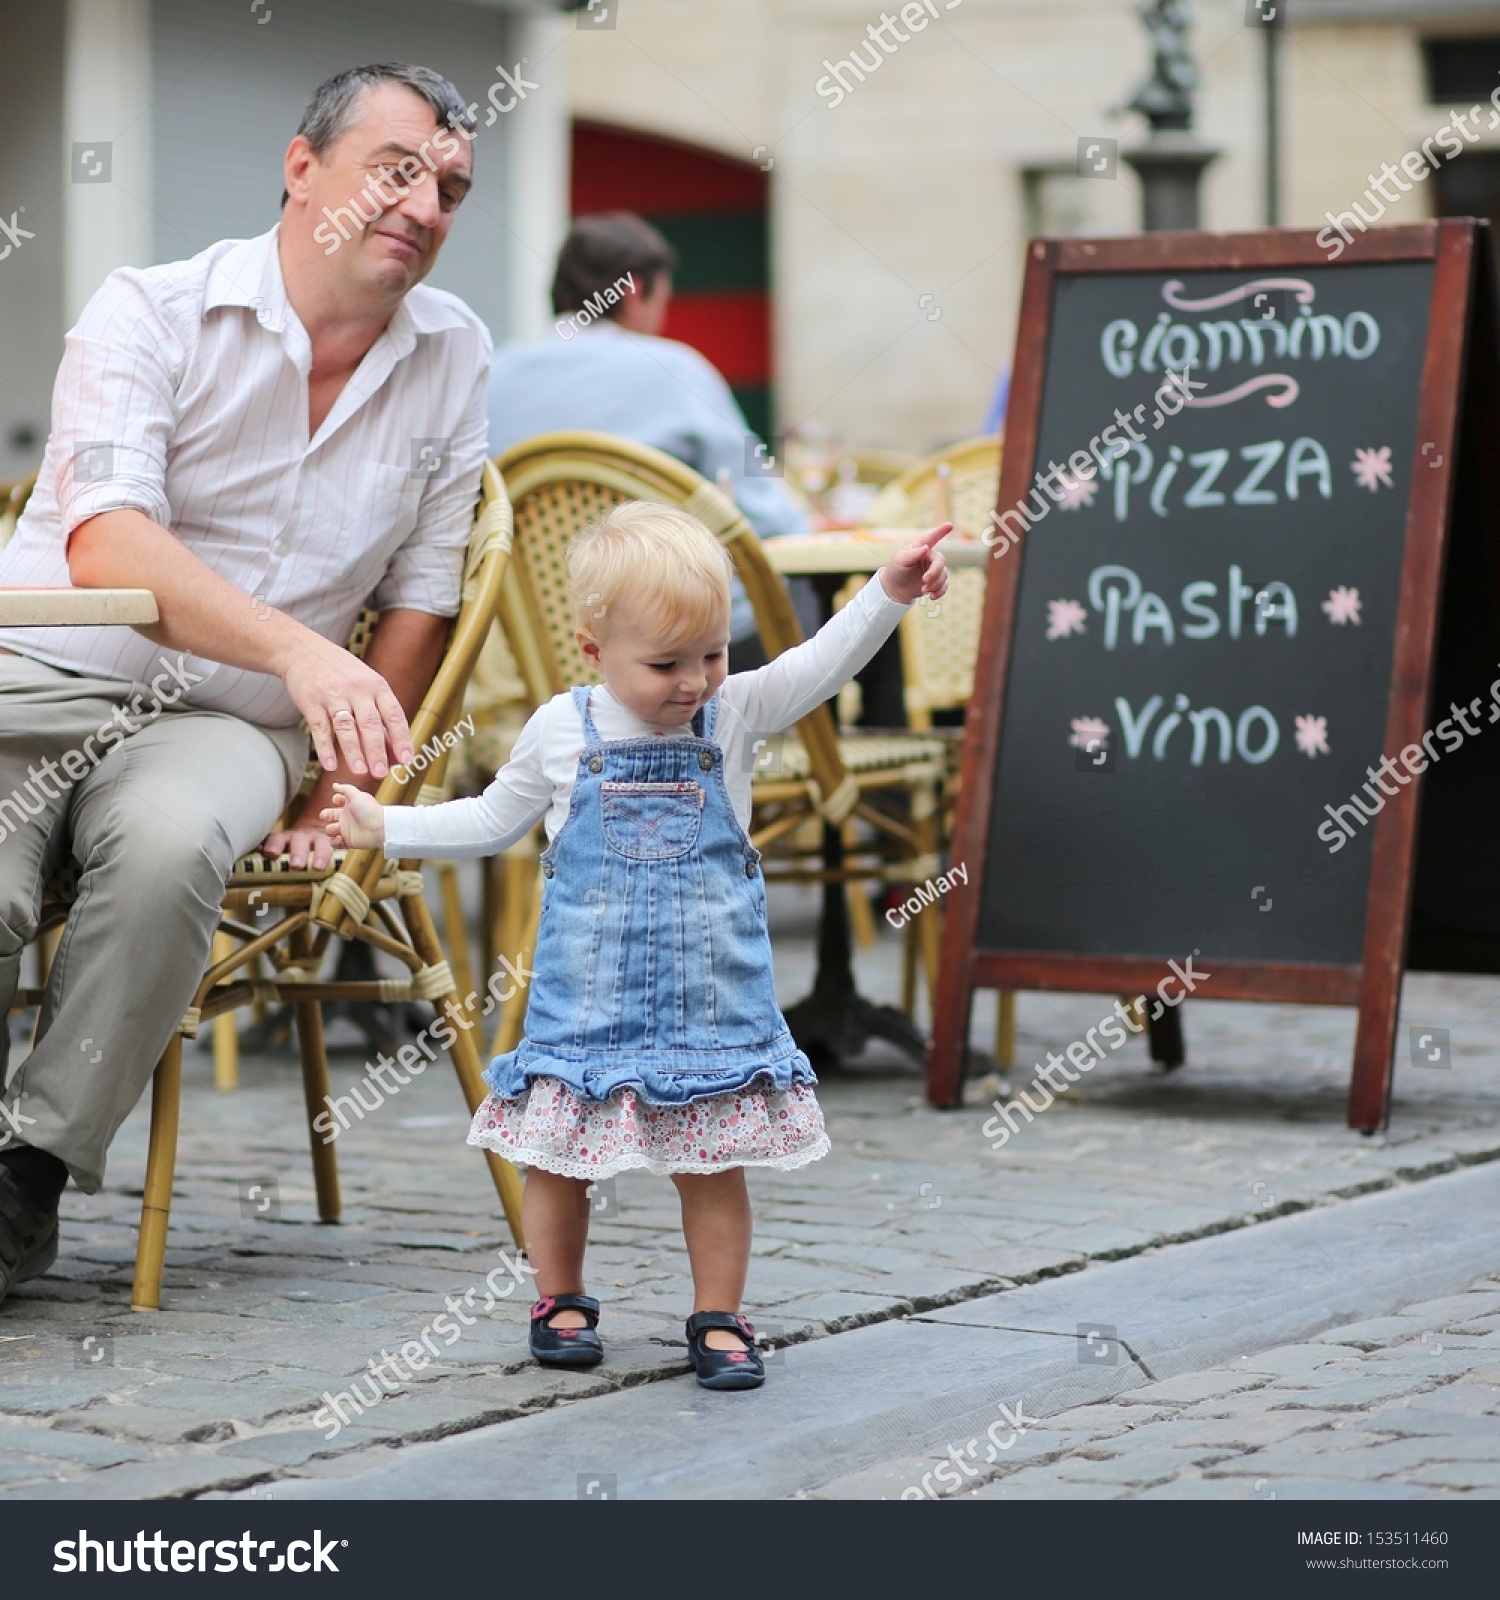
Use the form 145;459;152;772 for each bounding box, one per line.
600;780;705;861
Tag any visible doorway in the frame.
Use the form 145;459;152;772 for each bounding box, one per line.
571;121;773;440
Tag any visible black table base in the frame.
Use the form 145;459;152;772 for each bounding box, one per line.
1146;1002;1186;1069
778;576;933;1069
782;823;928;1065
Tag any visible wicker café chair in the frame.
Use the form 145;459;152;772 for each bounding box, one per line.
866;437;1011;1048
11;462;525;1310
487;430;951;1025
841;446;919;489
0;471;36;547
866;434;1001;537
435;619;535;1022
860;433;999;743
877;437;999;751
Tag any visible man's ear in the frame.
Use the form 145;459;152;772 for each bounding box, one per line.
283;134;316;206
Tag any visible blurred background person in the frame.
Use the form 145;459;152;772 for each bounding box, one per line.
486;212;811;662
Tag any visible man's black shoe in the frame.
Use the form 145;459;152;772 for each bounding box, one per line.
0;1164;60;1307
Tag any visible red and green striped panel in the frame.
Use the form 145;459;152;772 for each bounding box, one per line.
571;122;772;441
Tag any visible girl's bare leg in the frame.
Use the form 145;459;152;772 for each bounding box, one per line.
672;1168;753;1350
523;1168;592;1327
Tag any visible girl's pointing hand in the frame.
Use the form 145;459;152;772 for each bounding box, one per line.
880;522;951;607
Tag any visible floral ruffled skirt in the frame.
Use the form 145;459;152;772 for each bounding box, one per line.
466;1075;830;1180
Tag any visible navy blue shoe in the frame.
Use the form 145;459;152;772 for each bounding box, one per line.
529;1294;604;1368
685;1311;765;1391
0;1165;59;1310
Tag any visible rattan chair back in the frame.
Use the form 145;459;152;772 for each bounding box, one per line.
495;430;849;793
0;471;37;549
900;566;988;726
312;458;515;930
867;435;1000;538
866;437;1002;726
840;446;919;488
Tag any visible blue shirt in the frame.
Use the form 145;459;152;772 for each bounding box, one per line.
486;321;807;546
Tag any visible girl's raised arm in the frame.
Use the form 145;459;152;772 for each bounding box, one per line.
723;526;949;734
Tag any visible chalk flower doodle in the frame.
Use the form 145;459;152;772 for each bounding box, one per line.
1294;714;1329;758
1351;446;1393;492
1069;715;1110;750
1046;598;1088;640
1322;585;1361;625
1055;472;1097;511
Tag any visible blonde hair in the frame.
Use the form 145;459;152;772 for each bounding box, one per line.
567;500;735;644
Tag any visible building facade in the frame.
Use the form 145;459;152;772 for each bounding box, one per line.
5;1;1500;480
567;0;1500;452
0;0;571;483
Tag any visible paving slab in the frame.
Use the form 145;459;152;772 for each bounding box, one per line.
7;923;1500;1498
240;1165;1500;1501
1048;1448;1201;1486
1175;1411;1340;1449
0;1423;151;1468
911;1162;1500;1382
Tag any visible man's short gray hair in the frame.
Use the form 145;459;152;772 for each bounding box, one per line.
296;63;477;154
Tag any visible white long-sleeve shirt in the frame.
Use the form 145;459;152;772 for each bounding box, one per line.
0;226;491;726
383;573;909;859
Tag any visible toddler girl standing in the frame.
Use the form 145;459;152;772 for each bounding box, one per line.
325;502;948;1390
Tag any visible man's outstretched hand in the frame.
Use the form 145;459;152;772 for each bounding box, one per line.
260;639;411;869
283;635;415;778
262;608;445;869
879;523;951;607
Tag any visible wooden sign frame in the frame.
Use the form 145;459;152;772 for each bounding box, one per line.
929;221;1481;1132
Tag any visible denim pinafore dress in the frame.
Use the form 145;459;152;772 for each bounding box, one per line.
481;688;818;1113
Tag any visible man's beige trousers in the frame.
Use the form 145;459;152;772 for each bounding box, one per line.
0;653;307;1190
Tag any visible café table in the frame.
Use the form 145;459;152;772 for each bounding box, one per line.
0;587;159;627
762;529;990;577
758;532;987;1068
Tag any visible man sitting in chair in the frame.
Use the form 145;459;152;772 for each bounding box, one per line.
0;64;491;1306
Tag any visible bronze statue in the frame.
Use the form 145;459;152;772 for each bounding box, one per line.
1126;0;1199;132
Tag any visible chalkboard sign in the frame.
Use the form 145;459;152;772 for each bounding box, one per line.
929;222;1495;1132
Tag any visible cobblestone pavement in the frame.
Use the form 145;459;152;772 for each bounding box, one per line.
810;1273;1500;1500
2;883;1498;1498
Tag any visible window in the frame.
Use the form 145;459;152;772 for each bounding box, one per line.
1022;167;1137;239
1421;35;1500;104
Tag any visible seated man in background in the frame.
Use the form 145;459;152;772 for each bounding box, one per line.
486;212;810;659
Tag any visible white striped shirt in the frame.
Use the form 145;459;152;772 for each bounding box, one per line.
0;226;491;725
